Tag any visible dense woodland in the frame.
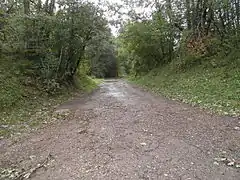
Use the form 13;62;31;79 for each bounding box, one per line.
1;0;239;83
0;0;118;86
117;0;240;75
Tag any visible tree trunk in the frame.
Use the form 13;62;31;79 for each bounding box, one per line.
201;0;207;31
235;0;240;30
23;0;30;15
49;0;55;16
72;46;86;76
37;0;42;13
185;0;192;30
45;0;49;13
23;0;30;51
166;0;174;61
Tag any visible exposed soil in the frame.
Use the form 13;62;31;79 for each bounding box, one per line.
0;80;240;180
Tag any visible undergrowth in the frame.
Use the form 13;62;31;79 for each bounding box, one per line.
131;63;240;117
0;56;100;138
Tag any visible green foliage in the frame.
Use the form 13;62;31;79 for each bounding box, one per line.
118;17;173;75
85;33;118;78
1;0;117;86
75;75;100;93
117;0;240;74
75;62;100;92
0;59;103;137
0;57;25;110
0;56;70;137
0;54;103;137
0;87;76;137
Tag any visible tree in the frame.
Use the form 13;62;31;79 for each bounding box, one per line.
1;0;117;90
117;0;240;75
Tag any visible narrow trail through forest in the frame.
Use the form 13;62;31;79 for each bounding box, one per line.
1;80;240;180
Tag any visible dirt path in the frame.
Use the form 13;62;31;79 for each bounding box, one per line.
1;80;240;180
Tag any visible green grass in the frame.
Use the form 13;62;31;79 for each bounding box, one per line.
0;56;101;138
74;75;103;93
0;57;25;111
131;64;240;116
0;92;73;137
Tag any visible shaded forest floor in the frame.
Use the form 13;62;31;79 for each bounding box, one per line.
0;80;239;180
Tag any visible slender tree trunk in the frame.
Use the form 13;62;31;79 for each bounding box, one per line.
192;0;201;30
23;0;30;51
37;0;42;13
206;3;214;35
201;0;207;32
56;46;63;78
191;0;195;29
45;0;49;13
165;0;174;61
23;0;30;15
49;0;55;16
0;12;4;31
235;0;240;30
72;45;86;76
66;14;75;78
186;0;192;29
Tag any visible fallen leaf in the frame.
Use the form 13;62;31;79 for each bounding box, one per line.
214;157;227;162
234;126;240;131
227;162;235;166
29;155;36;160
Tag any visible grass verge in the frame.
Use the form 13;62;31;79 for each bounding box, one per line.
0;57;101;138
130;64;240;117
0;78;100;138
